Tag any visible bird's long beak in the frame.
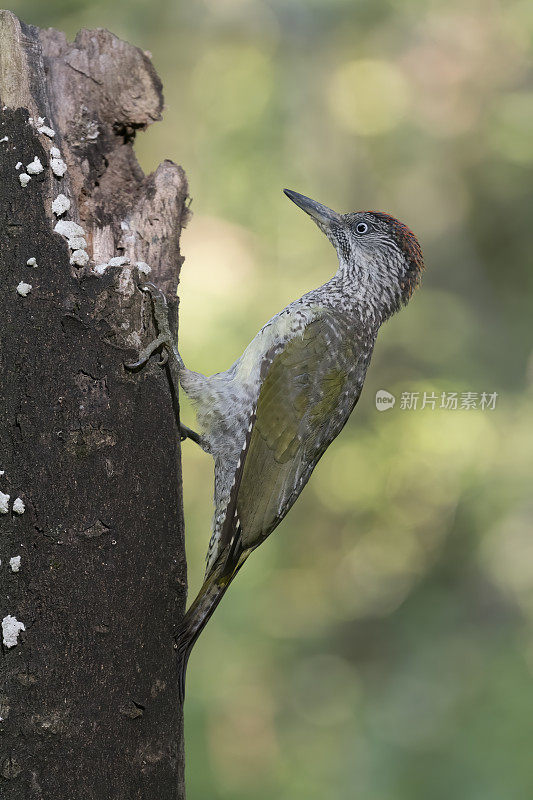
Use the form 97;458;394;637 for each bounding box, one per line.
284;189;341;230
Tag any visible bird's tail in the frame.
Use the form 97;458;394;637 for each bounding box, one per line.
175;554;245;702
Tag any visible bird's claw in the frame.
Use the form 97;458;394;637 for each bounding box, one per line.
124;332;169;372
124;353;150;371
124;342;168;371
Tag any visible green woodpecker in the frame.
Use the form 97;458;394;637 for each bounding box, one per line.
127;189;424;698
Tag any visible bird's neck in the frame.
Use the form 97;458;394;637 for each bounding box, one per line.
330;254;401;326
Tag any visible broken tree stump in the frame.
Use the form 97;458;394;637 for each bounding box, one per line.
0;11;189;799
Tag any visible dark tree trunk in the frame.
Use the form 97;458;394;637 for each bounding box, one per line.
0;11;189;799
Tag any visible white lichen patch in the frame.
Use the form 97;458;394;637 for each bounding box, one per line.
51;157;67;177
9;556;21;573
136;261;152;275
70;249;89;267
26;257;37;267
126;331;142;349
0;491;9;514
52;194;71;216
54;220;85;240
12;497;25;514
118;267;135;299
26;156;44;175
38;125;55;138
86;120;99;140
50;146;61;159
15;161;22;169
19;173;30;187
68;236;87;251
16;282;32;297
2;615;25;648
92;256;131;276
0;135;8;143
55;220;89;260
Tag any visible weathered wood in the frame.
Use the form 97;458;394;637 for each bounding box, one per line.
0;11;188;799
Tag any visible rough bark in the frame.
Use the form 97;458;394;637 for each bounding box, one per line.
0;11;188;799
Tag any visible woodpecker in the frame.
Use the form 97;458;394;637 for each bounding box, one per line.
127;189;424;698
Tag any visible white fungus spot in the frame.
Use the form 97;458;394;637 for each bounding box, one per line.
51;157;67;177
26;156;43;175
86;123;99;140
19;173;30;187
107;256;128;267
136;261;152;275
9;556;21;573
70;249;89;267
50;146;61;158
0;135;8;143
54;220;85;238
26;257;37;267
38;125;55;138
2;615;25;648
16;282;32;297
12;497;25;514
52;194;70;216
68;236;87;250
93;264;108;276
15;161;22;169
0;491;10;514
0;470;4;476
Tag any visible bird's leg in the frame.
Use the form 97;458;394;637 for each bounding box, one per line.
180;423;203;446
125;283;203;447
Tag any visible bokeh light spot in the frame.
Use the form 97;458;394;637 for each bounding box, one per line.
328;59;409;135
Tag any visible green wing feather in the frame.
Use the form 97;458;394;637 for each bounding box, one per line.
234;309;360;552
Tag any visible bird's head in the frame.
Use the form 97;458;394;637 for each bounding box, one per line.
284;189;424;318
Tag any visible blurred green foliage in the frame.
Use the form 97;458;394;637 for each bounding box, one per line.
10;0;533;796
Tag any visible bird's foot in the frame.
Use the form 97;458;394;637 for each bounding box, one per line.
124;283;182;373
125;283;205;448
125;332;170;370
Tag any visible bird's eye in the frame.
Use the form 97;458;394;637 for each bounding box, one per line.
356;222;369;235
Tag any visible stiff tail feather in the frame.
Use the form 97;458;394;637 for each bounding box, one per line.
175;553;245;702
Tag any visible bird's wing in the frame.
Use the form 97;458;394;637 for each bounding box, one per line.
213;310;365;574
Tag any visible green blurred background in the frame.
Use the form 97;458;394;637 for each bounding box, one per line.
11;0;533;796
